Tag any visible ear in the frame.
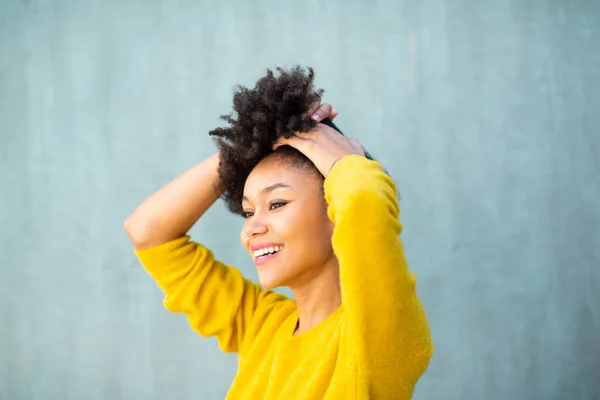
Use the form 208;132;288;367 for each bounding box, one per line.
324;206;335;237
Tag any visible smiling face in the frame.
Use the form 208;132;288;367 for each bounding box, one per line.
240;150;337;290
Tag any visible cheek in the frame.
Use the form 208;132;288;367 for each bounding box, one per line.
240;224;249;249
287;205;333;254
270;212;296;243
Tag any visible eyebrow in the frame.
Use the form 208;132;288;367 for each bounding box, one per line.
242;183;292;202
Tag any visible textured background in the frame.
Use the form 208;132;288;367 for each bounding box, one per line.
1;1;599;399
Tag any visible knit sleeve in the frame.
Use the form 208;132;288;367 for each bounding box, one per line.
324;155;434;371
134;236;289;354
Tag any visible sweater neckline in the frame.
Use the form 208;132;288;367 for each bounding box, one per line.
283;304;344;341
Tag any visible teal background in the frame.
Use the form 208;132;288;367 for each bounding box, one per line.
1;1;599;399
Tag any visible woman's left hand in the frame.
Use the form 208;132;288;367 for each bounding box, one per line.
273;105;365;178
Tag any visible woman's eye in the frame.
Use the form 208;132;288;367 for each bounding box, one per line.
243;211;254;218
270;201;287;210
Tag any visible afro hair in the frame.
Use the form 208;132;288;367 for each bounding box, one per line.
208;65;376;216
207;66;325;215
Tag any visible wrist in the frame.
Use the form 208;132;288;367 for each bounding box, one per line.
326;156;344;177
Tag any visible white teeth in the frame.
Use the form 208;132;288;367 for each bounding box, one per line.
253;245;282;258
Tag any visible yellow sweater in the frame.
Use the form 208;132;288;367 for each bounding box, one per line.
135;155;433;399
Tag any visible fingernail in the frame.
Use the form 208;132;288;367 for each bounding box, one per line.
311;113;319;121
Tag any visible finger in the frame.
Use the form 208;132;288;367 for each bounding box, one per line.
306;101;321;119
272;136;289;150
330;108;339;120
293;129;317;141
280;134;314;153
273;132;314;150
311;103;333;122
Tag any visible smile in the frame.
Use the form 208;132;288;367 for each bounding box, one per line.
253;245;282;258
253;245;283;265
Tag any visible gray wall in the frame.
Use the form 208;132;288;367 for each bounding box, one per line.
1;1;599;399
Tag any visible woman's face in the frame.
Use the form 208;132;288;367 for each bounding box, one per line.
240;154;336;289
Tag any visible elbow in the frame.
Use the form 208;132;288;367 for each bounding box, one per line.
123;216;152;249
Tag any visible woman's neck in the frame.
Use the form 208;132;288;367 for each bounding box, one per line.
290;258;341;336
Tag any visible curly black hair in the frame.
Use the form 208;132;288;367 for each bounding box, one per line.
208;66;373;216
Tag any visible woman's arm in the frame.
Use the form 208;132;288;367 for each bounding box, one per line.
124;153;221;250
133;235;289;353
324;155;433;369
276;124;433;372
124;153;287;353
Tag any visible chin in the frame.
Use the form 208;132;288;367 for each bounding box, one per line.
258;277;282;290
257;272;288;290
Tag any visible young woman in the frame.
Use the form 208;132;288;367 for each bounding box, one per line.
124;67;433;399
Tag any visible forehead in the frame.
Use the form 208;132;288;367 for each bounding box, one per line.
244;155;292;190
243;154;315;196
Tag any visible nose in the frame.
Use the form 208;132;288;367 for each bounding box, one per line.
243;214;268;239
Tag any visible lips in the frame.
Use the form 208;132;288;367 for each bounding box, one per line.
254;251;280;266
253;245;282;258
250;242;283;252
251;243;284;265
